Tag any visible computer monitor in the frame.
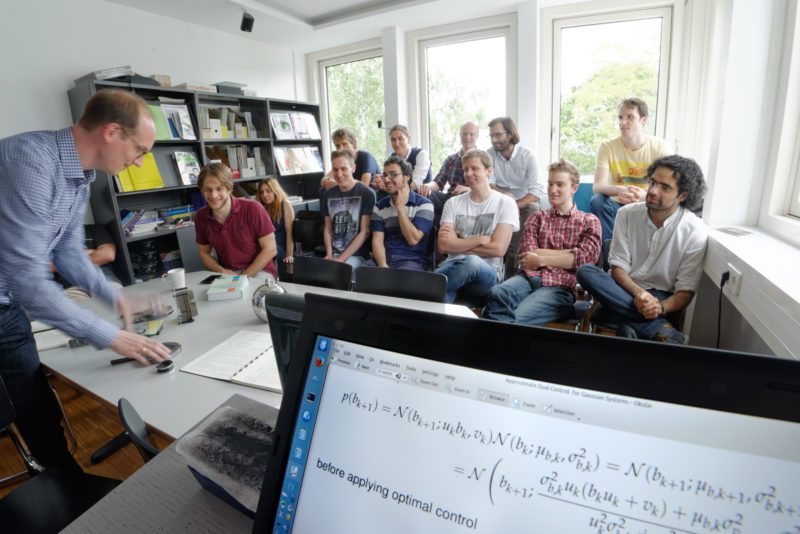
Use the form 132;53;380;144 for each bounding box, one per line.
253;294;800;533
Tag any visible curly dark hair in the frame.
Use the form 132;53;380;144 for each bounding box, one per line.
647;155;707;210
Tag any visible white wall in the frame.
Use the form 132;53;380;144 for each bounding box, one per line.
0;0;297;138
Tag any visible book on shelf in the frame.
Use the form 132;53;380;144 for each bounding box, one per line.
270;112;295;140
160;103;197;140
252;147;267;175
125;153;164;190
147;104;173;141
273;145;323;175
207;275;249;301
158;204;194;218
174;82;217;93
180;329;281;392
157;219;194;231
172;151;201;185
116;168;135;192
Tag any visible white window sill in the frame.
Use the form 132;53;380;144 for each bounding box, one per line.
703;227;800;359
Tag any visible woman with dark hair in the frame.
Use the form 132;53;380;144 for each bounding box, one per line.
257;177;295;264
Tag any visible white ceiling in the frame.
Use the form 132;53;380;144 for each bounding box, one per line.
104;0;527;53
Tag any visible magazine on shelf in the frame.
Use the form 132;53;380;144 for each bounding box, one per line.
173;151;202;185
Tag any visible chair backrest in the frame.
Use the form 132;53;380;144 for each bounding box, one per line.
265;292;306;389
292;219;324;255
118;398;160;462
355;266;447;303
292;256;353;290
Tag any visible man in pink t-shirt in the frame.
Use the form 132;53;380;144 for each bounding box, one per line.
194;163;277;278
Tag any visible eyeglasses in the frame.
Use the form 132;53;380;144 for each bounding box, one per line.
381;172;404;180
488;131;508;139
121;128;151;159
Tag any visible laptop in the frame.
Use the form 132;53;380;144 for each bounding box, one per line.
253;294;800;533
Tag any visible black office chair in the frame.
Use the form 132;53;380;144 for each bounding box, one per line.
292;256;353;290
0;375;121;534
355;266;447;303
118;398;160;463
293;211;325;258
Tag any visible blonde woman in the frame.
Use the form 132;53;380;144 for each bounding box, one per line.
257;178;295;264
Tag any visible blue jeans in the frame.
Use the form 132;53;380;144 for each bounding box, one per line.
590;194;623;244
576;264;672;339
0;302;81;472
482;274;575;326
435;255;498;304
359;258;427;271
333;253;366;269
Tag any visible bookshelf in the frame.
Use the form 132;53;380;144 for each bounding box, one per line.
67;80;324;285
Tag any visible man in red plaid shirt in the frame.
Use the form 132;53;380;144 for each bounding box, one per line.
482;159;601;325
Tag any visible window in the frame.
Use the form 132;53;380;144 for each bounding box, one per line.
419;30;509;168
545;7;672;176
313;44;386;163
408;16;516;172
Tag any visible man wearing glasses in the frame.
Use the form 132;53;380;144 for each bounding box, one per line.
0;89;171;474
487;116;543;279
362;156;434;271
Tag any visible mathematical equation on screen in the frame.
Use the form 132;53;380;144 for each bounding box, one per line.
339;390;800;534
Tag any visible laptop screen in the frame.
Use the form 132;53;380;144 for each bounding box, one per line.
255;295;800;533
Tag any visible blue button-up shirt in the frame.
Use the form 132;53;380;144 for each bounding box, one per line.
0;127;119;348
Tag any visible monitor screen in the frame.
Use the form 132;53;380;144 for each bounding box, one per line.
255;294;800;533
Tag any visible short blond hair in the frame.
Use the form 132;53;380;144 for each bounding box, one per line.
198;163;234;192
548;158;581;186
461;148;492;170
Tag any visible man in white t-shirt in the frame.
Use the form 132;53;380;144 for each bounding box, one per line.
578;155;707;344
591;98;673;244
435;149;519;304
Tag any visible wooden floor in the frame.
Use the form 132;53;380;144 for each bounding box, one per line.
0;376;173;498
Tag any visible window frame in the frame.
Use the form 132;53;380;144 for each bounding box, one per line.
307;39;383;167
406;15;517;154
539;1;676;177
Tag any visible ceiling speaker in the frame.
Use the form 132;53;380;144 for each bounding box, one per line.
241;12;254;32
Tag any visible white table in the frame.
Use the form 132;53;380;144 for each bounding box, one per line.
39;271;474;438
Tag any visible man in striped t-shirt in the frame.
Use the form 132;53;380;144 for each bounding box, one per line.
362;155;434;271
483;159;601;325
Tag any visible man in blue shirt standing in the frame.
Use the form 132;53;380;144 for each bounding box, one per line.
363;156;434;271
0;89;171;472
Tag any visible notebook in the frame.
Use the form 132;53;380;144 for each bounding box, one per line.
180;330;281;393
252;294;800;533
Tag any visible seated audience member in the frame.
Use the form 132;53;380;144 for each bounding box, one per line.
482;159;601;325
195;163;277;279
53;224;121;301
320;127;380;190
321;149;376;268
389;124;432;189
435;149;518;304
577;155;708;344
258;177;295;264
361;156;434;271
591;97;673;244
419;121;478;216
487;116;543;279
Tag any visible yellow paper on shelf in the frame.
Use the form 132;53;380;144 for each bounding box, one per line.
221;125;229;139
126;153;164;191
117;168;135;192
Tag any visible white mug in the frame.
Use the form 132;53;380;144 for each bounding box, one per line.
162;268;185;291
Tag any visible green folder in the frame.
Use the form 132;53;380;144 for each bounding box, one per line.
147;104;172;140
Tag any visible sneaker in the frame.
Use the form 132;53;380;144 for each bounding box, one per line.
653;324;686;345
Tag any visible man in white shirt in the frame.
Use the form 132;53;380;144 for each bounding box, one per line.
577;155;708;344
487;116;543;279
436;149;519;304
591;98;673;243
